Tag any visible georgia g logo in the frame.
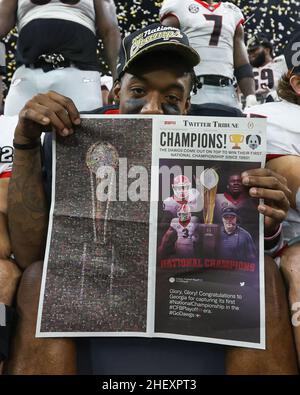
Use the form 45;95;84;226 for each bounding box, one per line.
188;4;200;13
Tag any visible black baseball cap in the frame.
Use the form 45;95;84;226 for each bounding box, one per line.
284;30;300;75
116;23;200;80
222;207;238;217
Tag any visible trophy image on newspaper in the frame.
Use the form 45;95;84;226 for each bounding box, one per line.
230;133;244;149
86;141;119;244
199;168;220;256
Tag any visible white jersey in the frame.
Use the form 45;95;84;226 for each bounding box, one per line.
245;100;300;156
163;188;201;217
160;0;244;78
170;217;200;256
252;55;287;102
0;115;18;177
17;0;96;34
245;101;300;241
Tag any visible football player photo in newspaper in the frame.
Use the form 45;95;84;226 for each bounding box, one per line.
155;160;260;343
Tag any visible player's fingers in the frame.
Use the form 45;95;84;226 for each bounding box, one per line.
19;107;51;127
242;168;288;186
242;175;291;198
249;188;290;211
31;94;75;132
258;204;287;222
23;102;71;136
47;91;81;125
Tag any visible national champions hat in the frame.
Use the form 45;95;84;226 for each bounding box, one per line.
116;23;200;80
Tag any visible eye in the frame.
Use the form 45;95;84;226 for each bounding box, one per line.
166;94;181;104
130;87;146;96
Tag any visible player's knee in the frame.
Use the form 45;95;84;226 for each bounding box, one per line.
17;261;43;314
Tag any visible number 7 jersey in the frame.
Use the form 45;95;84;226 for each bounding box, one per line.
160;0;244;78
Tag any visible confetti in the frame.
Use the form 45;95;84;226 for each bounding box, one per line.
1;0;300;97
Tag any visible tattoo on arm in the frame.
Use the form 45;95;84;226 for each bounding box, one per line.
8;147;48;269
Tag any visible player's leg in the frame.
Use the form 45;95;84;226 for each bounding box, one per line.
5;261;76;375
226;255;299;375
191;83;240;108
280;243;300;368
3;66;37;116
48;66;103;112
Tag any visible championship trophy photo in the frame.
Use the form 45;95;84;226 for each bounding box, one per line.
199;168;220;257
86;141;119;245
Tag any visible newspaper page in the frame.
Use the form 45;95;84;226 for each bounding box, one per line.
37;115;266;349
152;116;266;348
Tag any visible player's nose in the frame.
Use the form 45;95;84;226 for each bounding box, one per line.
140;92;164;115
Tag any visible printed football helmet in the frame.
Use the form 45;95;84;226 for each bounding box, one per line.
172;175;191;200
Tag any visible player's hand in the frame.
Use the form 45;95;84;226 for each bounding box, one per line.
14;91;81;144
241;168;291;236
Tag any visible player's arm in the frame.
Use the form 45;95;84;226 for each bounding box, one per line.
266;156;300;211
0;178;11;259
161;15;180;28
158;226;177;259
0;177;21;375
8;92;81;269
94;0;121;81
160;0;180;28
0;0;17;38
233;24;256;106
241;168;291;237
266;156;300;367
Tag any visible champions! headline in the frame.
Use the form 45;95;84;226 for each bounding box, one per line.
160;258;256;272
160;132;228;149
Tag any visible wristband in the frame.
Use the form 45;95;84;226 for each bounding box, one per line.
264;223;282;241
13;139;41;150
264;224;283;257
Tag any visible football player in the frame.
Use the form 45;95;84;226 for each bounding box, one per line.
214;173;257;236
158;204;200;258
163;174;202;218
0;115;21;374
247;34;287;103
160;0;257;108
0;0;120;115
6;24;298;374
244;31;300;366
